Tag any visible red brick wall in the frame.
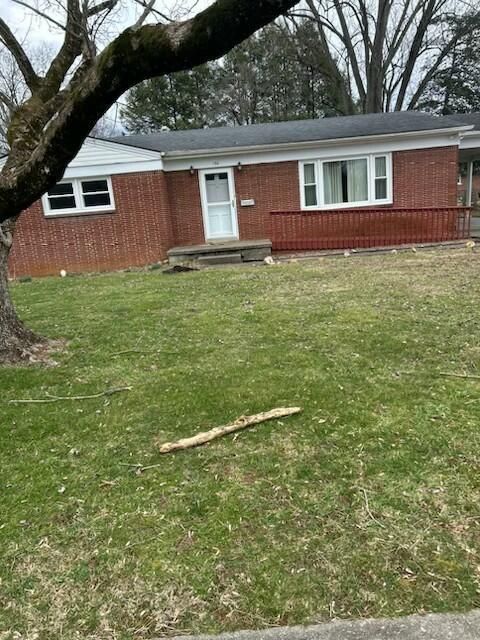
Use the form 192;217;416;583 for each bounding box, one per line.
9;171;173;278
234;161;301;239
166;147;459;248
393;146;459;208
165;160;300;246
166;170;204;246
9;145;460;277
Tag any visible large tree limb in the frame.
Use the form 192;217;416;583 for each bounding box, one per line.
42;0;85;96
0;0;299;225
158;407;302;454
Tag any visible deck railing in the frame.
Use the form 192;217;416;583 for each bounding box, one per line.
269;207;471;252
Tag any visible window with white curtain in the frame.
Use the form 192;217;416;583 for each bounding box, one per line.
300;154;392;209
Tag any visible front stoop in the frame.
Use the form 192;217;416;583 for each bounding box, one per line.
167;240;272;266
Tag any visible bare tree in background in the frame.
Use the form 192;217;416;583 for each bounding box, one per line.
0;49;26;150
0;0;299;363
290;0;479;114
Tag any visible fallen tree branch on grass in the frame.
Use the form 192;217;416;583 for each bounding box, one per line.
158;407;302;454
439;372;480;380
8;386;132;404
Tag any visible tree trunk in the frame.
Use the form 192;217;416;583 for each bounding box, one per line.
0;218;47;364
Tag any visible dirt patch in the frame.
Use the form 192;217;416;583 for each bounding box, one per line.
0;338;66;367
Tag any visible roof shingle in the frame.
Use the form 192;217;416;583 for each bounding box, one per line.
108;111;471;155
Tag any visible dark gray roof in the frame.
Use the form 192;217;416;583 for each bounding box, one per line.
108;111;471;156
442;113;480;131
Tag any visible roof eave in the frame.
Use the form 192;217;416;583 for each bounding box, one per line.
86;135;163;158
162;125;473;160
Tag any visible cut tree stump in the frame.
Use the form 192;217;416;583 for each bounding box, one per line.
158;407;302;454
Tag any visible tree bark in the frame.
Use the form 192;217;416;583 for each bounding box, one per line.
365;0;391;113
0;218;47;364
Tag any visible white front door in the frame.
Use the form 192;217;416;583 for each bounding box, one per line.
199;169;238;241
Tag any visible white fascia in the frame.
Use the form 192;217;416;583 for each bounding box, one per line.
459;130;480;150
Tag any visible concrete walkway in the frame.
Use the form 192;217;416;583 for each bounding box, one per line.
170;610;480;640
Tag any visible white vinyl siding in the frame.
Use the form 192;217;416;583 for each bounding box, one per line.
299;153;392;210
67;138;162;168
43;177;115;216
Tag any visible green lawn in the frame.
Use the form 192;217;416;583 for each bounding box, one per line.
2;250;480;639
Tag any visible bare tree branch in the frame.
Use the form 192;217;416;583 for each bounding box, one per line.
0;18;39;90
10;0;67;30
406;14;479;110
332;0;366;103
133;0;158;28
87;0;118;17
302;0;355;114
394;0;445;110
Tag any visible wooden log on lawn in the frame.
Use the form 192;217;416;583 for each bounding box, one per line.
159;407;302;454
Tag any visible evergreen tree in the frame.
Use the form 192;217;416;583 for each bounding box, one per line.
121;64;216;132
121;22;336;132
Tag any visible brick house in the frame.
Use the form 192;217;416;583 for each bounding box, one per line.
7;110;480;277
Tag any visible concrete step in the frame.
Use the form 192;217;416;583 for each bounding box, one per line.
197;252;243;265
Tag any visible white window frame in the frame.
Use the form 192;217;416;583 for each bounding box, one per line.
42;176;115;217
299;153;393;210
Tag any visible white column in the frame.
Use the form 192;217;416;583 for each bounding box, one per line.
467;161;474;207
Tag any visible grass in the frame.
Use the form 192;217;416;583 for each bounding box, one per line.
2;249;480;639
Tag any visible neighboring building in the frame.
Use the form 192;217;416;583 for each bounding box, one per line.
7;111;480;277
